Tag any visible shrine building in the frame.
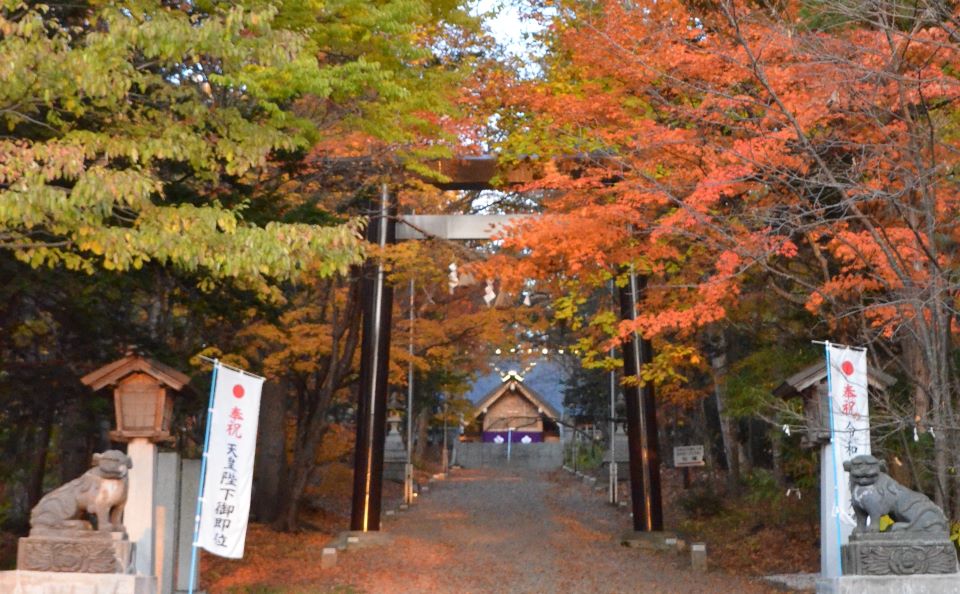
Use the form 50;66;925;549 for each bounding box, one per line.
471;370;561;443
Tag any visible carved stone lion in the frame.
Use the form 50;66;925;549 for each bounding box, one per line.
30;449;132;535
844;454;948;536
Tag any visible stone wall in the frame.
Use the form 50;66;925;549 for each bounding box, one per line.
457;442;563;471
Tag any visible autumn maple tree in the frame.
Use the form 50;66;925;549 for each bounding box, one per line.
485;0;960;510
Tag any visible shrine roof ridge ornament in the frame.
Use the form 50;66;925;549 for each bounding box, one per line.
501;369;524;383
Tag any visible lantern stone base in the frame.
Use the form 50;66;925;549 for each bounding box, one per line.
841;533;958;576
0;570;156;594
817;574;960;594
383;461;406;483
17;532;133;574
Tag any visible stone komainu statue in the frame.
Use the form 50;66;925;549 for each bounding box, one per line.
844;454;948;535
30;449;132;535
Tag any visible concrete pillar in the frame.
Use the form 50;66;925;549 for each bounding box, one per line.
126;438;157;577
691;543;707;571
176;459;201;594
321;547;337;569
156;452;181;594
403;463;415;505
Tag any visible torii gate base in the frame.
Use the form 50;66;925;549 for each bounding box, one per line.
349;179;664;534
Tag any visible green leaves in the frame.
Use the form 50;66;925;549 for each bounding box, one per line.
0;2;367;289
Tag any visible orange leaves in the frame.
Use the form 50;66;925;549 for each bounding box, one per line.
480;0;960;393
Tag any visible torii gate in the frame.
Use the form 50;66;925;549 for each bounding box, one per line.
349;156;662;535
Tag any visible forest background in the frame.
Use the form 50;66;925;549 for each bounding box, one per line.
3;0;960;571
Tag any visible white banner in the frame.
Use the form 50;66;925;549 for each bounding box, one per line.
826;343;870;527
197;363;263;558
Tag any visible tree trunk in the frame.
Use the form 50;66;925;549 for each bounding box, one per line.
272;418;328;532
58;395;90;484
698;397;718;470
739;422;753;476
414;407;430;463
274;450;310;533
709;332;740;494
904;325;952;511
770;429;785;488
26;408;54;510
253;381;287;524
270;277;361;532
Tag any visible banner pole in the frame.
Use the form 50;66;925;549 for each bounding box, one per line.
188;360;220;594
823;343;844;575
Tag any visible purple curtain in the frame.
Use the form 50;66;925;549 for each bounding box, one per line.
482;431;543;443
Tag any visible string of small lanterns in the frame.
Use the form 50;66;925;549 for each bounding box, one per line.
487;344;581;380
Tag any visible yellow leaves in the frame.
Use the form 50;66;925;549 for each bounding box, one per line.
552;294;587;330
79;239;104;256
217;212;237;232
190;347;249;373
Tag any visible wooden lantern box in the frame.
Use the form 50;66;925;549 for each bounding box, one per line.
773;361;894;448
81;350;190;443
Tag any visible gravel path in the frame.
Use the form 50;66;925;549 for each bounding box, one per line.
324;467;780;594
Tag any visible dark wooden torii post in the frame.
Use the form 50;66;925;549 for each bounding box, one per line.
349;156;663;534
350;184;395;532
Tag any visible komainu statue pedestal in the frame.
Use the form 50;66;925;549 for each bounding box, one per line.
0;571;156;594
17;530;133;574
842;532;958;576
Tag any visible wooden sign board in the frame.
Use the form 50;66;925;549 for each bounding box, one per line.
674;445;705;468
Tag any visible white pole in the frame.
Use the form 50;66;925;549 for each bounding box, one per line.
187;361;219;594
609;348;618;504
823;343;845;576
441;397;449;473
405;278;415;503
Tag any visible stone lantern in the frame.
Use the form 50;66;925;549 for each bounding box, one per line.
383;412;407;483
81;349;191;579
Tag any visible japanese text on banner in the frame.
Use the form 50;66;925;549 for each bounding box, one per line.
198;364;263;558
827;344;870;527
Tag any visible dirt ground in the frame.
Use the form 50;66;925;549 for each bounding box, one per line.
206;467;787;593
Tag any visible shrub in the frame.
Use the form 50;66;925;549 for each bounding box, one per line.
679;486;726;518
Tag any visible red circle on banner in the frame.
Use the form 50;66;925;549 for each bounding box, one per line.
841;361;855;376
232;384;245;398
